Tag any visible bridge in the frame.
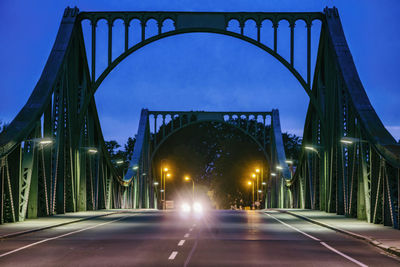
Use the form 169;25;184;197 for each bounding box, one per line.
0;6;400;266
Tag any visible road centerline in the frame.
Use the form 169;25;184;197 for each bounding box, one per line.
168;251;178;260
178;240;185;246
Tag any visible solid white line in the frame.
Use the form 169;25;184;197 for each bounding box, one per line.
265;212;321;241
0;215;128;258
265;212;368;267
168;251;178;260
320;242;368;267
184;233;190;238
178;240;185;246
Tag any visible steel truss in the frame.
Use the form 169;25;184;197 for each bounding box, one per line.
125;109;290;209
0;7;398;229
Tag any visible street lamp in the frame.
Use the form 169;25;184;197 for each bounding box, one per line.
87;148;98;154
340;137;366;144
304;145;320;158
184;176;195;201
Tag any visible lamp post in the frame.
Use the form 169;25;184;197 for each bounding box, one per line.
247;181;254;210
255;168;261;208
184;176;195;201
163;171;171;209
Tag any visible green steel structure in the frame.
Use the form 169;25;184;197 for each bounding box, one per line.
0;7;399;229
126;109;290;209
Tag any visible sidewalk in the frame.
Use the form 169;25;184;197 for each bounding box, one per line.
0;210;122;239
279;209;400;257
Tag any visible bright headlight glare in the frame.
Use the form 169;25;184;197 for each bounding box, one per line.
181;203;191;213
193;202;202;213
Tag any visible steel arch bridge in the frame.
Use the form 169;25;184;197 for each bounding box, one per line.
0;7;399;230
125;109;291;209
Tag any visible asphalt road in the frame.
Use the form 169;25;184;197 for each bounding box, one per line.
0;210;399;266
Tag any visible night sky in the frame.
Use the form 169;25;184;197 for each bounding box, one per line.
1;0;399;146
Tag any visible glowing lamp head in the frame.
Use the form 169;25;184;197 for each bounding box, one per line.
163;167;169;172
248;181;252;185
88;148;98;154
184;176;190;181
166;173;171;178
255;169;260;173
39;139;53;145
251;173;256;178
153;182;159;186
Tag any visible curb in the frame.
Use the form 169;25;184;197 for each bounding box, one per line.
0;211;120;240
277;209;400;258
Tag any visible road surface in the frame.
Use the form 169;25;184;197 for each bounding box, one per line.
0;210;399;266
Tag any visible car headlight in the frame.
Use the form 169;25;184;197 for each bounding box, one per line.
193;202;202;213
181;203;191;213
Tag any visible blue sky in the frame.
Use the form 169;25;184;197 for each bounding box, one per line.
1;0;399;145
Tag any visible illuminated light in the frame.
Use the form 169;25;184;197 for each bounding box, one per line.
116;160;124;164
305;146;317;152
153;182;159;186
181;203;191;213
247;181;252;185
142;173;147;176
39;139;53;145
276;166;283;170
262;182;266;185
88;148;98;154
340;138;353;144
166;173;171;178
271;173;276;176
160;189;164;192
258;190;262;193
193;202;203;213
163;167;169;172
184;176;190;181
285;160;293;164
252;173;256;178
255;169;260;173
133;165;139;170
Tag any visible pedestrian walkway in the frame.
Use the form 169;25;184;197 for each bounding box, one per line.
279;209;400;256
0;210;121;239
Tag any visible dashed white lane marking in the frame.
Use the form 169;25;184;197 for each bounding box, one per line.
193;224;196;227
0;215;129;258
184;233;190;238
321;242;368;267
265;212;368;267
178;240;185;246
189;228;193;232
265;212;320;241
168;251;178;260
